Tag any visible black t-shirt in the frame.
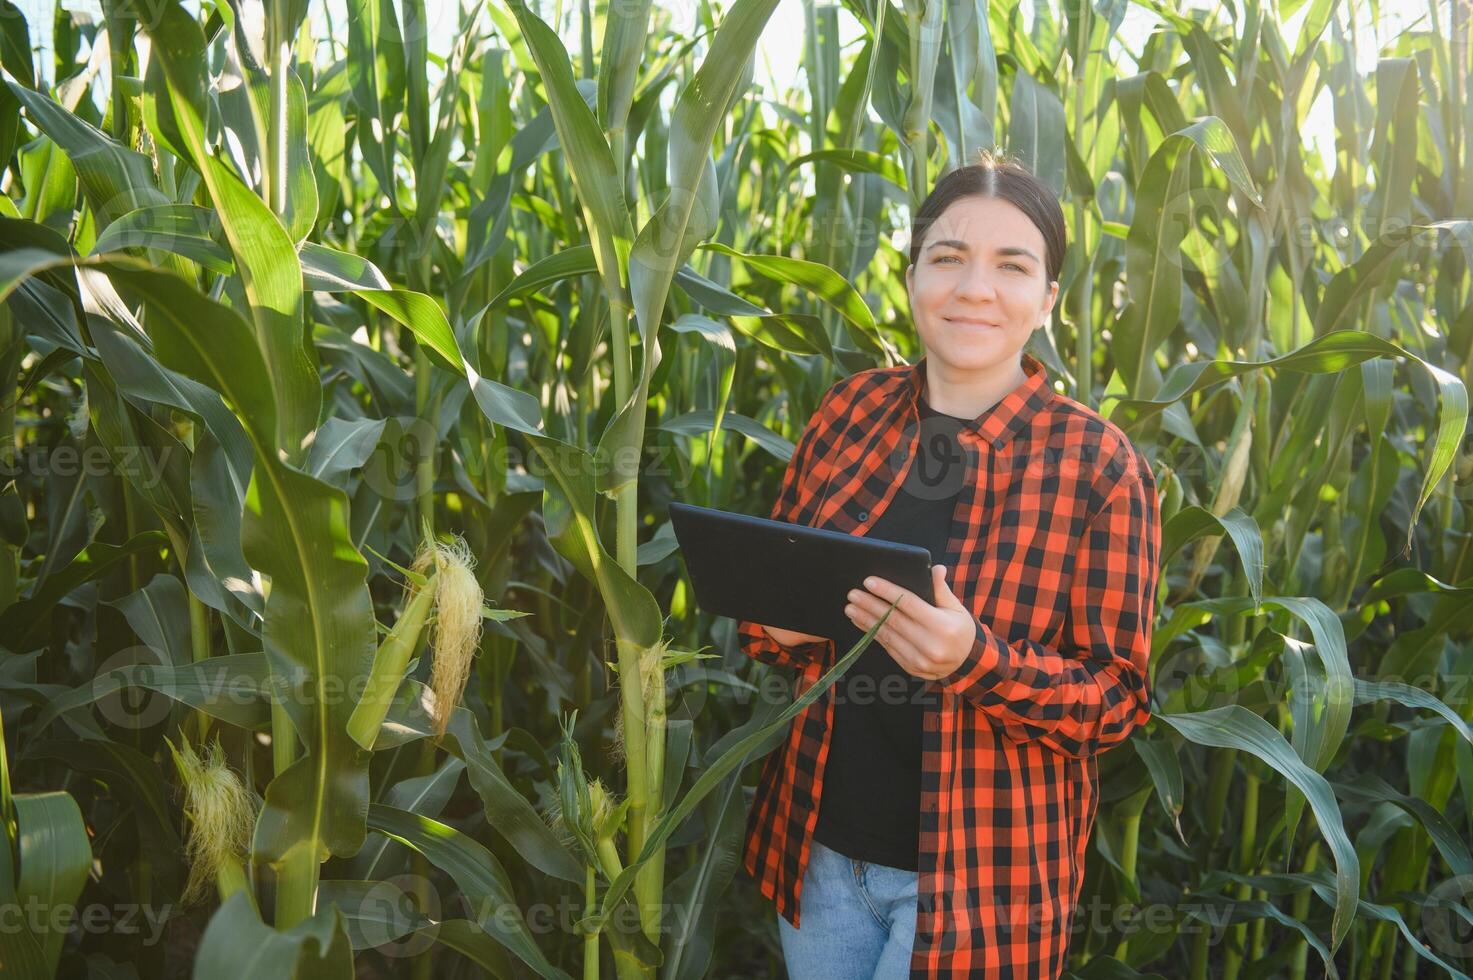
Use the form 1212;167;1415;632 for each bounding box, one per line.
812;393;969;870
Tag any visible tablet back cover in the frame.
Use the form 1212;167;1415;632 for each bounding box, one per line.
669;501;934;640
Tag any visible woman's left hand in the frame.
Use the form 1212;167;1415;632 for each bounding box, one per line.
844;565;976;681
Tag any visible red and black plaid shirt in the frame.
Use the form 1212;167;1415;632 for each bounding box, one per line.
738;351;1162;979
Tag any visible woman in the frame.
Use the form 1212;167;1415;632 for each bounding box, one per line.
737;149;1162;980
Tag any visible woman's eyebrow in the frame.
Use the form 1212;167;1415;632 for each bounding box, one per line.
925;240;1040;263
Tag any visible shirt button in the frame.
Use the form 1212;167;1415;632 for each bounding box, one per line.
858;510;869;521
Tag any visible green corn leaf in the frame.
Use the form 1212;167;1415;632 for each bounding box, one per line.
12;791;90;976
1109;330;1467;556
367;804;576;980
141;1;319;462
192;890;354;980
32;653;273;732
1157;705;1360;950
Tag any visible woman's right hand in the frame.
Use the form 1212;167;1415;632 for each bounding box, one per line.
761;623;828;648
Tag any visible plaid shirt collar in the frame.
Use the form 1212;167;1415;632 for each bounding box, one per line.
905;350;1053;450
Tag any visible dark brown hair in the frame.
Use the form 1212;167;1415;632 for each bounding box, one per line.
907;148;1066;287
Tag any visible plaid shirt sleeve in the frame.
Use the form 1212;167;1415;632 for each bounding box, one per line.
936;461;1161;759
737;390;839;671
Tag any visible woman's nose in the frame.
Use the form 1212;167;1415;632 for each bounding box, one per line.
953;265;998;302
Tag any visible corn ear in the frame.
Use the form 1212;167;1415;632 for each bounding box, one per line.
587;778;627;881
166;737;255;906
420;535;484;737
348;566;439;750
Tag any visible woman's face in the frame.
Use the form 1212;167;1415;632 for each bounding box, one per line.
905;195;1059;374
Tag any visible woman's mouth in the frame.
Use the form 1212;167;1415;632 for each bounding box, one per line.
945;317;1000;329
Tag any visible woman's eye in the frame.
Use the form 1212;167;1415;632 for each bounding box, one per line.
935;255;961;264
1003;263;1027;272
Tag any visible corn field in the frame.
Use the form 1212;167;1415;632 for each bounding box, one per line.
0;0;1469;975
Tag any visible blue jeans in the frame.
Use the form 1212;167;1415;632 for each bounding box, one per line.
778;838;919;979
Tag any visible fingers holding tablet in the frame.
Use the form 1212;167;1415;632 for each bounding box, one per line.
761;624;828;648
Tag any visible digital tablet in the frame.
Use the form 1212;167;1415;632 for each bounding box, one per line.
668;500;936;641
